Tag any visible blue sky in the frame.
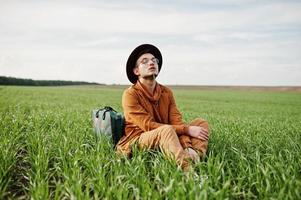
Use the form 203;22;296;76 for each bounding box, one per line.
0;0;300;85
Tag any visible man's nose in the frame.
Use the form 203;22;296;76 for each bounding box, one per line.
148;59;155;65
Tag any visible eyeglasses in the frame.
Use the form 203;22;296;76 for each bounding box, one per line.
138;57;160;66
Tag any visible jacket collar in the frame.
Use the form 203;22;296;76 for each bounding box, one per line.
134;80;162;103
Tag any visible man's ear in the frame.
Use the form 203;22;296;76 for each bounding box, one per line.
133;67;140;76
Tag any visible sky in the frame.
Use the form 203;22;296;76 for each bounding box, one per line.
0;0;301;86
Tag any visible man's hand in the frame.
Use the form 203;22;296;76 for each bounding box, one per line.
188;126;209;141
185;147;200;162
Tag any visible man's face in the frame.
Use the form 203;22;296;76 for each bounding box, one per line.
133;53;159;79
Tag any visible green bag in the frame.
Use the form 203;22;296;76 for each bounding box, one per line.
92;106;125;146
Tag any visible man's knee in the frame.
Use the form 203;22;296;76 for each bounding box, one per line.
158;125;177;139
190;118;209;130
159;124;175;133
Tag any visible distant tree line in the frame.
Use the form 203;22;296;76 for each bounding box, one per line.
0;76;102;86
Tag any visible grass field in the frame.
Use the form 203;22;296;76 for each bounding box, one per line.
0;85;300;199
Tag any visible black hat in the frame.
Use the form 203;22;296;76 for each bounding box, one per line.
126;44;163;84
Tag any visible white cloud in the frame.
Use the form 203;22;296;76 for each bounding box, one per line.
0;0;300;85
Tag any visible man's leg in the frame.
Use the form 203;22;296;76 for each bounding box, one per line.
138;125;191;171
189;118;210;158
178;135;200;162
178;134;192;149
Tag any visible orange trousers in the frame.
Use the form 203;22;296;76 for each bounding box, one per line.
137;118;209;171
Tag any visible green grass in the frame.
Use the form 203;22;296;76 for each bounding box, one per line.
0;85;300;199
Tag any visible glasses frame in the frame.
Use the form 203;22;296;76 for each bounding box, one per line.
137;57;159;67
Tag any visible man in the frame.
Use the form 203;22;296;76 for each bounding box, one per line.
116;44;209;171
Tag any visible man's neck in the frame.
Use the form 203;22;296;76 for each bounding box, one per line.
139;78;157;95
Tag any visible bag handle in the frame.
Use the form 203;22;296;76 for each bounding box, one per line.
96;106;117;119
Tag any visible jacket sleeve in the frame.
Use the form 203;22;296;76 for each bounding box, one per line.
123;89;164;132
168;90;189;135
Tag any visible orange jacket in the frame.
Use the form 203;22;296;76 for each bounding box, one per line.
116;81;189;155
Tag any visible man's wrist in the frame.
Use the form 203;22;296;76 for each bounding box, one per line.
184;125;190;135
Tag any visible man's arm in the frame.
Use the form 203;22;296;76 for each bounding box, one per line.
168;90;209;140
168;90;189;135
123;89;164;132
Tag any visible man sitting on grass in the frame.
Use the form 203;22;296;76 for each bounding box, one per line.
116;44;210;172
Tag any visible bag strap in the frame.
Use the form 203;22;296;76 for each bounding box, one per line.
95;106;117;119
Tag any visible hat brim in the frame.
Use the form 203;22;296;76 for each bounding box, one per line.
126;44;162;84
